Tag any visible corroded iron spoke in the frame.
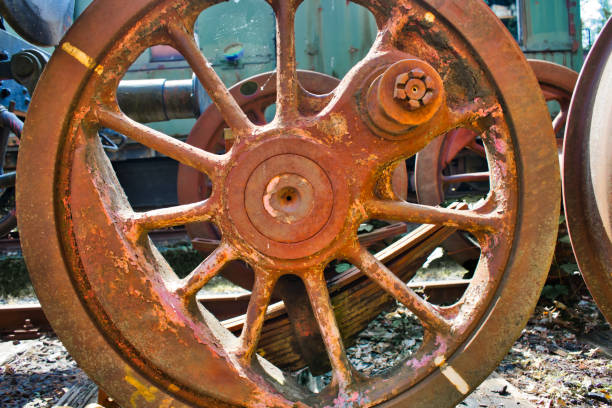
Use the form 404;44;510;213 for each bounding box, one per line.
96;107;223;176
467;140;487;157
349;246;450;333
552;109;568;134
127;199;214;232
366;199;499;234
272;0;299;122
442;172;489;185
302;271;353;390
175;243;236;300
166;20;253;135
444;99;500;137
236;270;277;363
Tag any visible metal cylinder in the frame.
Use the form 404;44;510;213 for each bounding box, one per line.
116;78;198;123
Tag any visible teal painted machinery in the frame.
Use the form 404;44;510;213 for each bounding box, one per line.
71;0;584;121
0;0;584;211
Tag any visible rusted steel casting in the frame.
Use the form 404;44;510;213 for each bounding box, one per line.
563;17;612;324
16;0;560;406
414;59;577;266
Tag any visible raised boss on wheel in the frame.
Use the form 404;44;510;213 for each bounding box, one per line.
17;1;560;407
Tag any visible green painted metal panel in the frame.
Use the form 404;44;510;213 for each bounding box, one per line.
521;0;574;50
294;0;376;78
67;0;584;117
519;0;583;71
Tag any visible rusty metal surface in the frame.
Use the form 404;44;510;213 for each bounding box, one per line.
563;17;612;324
415;59;577;266
177;69;410;370
16;0;559;407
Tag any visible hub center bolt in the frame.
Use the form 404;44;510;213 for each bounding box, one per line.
393;68;436;111
365;59;444;134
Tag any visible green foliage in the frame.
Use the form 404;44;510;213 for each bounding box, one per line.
358;223;374;233
0;256;32;297
560;263;579;274
541;283;569;300
601;0;611;20
558;234;571;244
335;263;352;274
0;243;205;297
156;243;204;279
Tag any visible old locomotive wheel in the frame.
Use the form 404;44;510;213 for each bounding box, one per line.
17;0;560;407
177;70;416;374
414;59;577;266
563;17;612;324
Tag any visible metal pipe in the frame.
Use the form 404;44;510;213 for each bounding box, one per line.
116;78;199;123
0;171;15;188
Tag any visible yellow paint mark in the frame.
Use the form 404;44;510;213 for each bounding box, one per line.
168;384;180;393
424;12;436;24
434;356;469;395
61;42;104;75
124;368;158;407
159;398;175;408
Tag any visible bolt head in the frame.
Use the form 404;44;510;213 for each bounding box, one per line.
407;99;421;111
422;90;435;106
409;68;426;79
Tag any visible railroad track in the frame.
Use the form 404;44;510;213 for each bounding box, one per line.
0;228;193;256
1;279;470;341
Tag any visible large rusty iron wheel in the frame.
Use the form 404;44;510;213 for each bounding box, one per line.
17;0;559;406
414;59;577;266
177;69;417;374
563;17;612;324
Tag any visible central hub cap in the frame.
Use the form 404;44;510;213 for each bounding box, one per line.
225;136;350;260
244;154;333;243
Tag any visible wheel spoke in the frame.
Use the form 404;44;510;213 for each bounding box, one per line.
552;109;568;134
96;107;224;176
125;199;215;234
366;199;499;234
236;269;277;363
442;172;489;185
302;270;353;390
166;16;253;135
271;0;300;122
467;139;487;157
348;246;450;333
175;242;236;300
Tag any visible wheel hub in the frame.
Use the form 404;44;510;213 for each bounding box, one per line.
245;154;333;242
226;134;350;260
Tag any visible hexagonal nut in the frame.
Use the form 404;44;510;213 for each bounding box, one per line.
409;68;426;79
421;90;435;106
393;87;408;100
394;72;410;87
407;99;421;111
424;75;435;89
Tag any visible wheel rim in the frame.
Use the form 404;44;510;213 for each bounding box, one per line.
16;1;559;407
563;17;612;324
414;59;577;265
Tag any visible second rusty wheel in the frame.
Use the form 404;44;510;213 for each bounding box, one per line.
563;17;612;324
17;0;559;406
414;59;577;266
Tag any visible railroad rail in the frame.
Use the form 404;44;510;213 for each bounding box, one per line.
1;279;470;341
